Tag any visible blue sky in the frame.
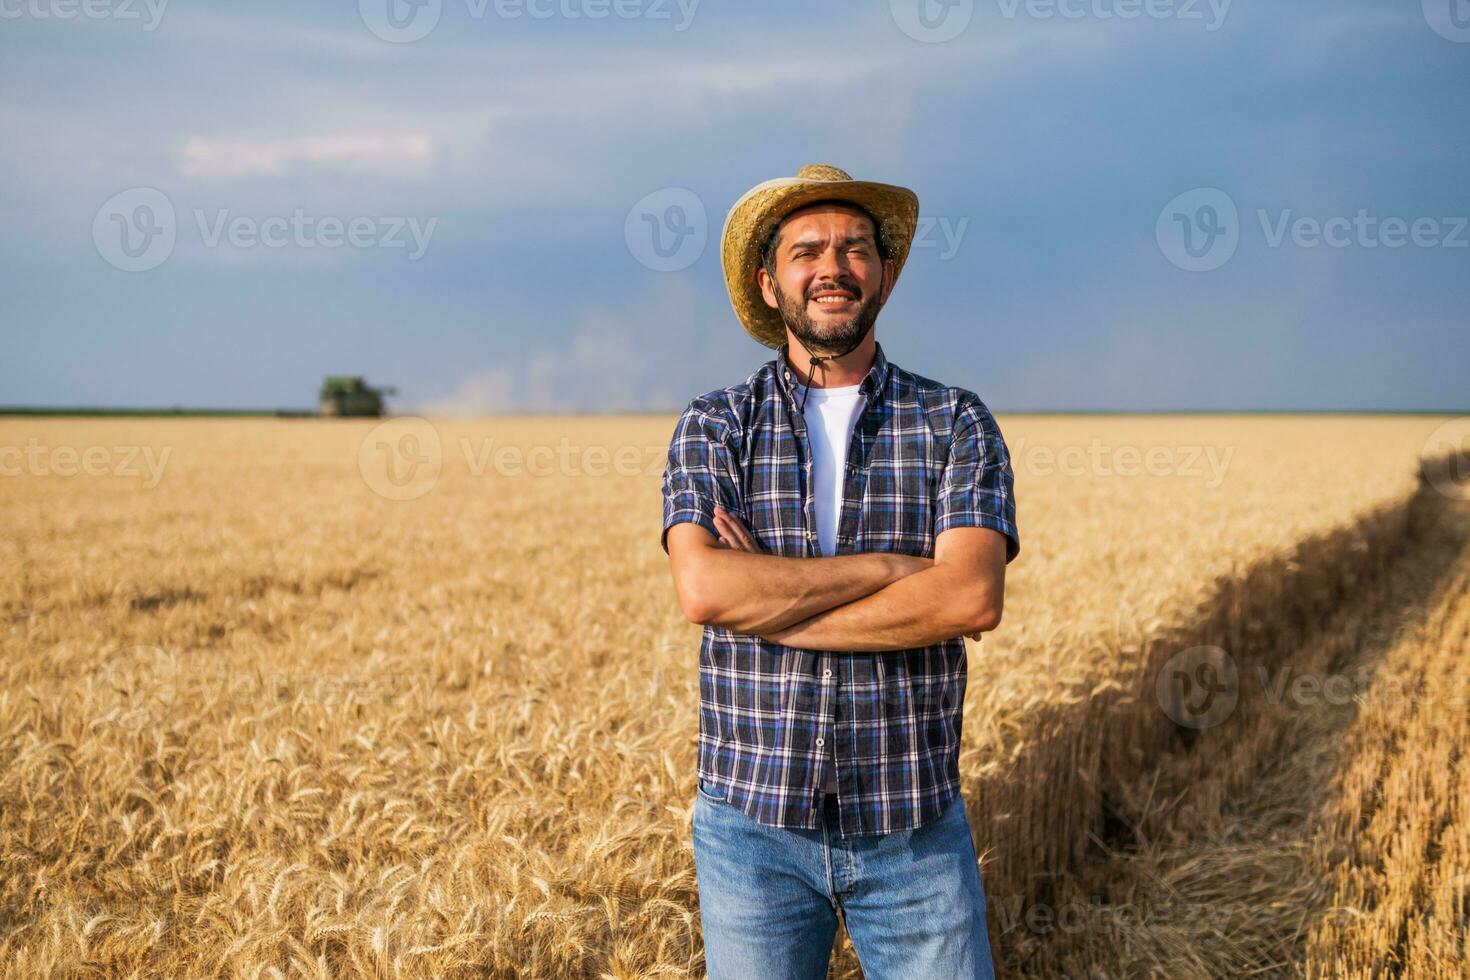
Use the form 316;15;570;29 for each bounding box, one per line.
2;0;1466;412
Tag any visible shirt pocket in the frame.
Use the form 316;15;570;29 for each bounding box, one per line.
862;460;937;555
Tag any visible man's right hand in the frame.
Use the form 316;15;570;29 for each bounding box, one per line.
712;505;764;553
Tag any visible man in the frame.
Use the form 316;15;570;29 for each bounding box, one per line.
660;164;1020;979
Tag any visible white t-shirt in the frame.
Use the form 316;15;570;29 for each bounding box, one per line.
801;381;866;796
801;381;866;558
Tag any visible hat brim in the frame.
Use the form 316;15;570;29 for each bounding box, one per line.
721;177;919;349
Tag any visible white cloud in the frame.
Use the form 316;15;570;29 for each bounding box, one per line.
177;134;435;180
416;278;752;415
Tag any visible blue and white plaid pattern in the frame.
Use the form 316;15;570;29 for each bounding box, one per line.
661;340;1020;836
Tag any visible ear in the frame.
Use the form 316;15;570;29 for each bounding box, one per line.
756;265;779;310
878;258;896;304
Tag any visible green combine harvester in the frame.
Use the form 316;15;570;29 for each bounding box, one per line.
317;376;397;418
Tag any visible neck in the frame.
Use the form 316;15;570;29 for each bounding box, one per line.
783;330;876;389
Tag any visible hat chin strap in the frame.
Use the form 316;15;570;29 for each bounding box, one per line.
794;317;874;413
788;265;887;412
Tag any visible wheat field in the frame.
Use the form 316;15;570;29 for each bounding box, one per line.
1;414;1464;978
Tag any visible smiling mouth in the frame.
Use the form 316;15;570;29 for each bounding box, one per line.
810;292;857;308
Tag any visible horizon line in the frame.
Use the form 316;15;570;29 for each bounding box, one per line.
2;406;1465;418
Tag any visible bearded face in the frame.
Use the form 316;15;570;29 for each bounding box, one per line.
768;271;884;358
759;203;891;358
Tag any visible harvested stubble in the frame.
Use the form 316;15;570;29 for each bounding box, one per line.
1303;484;1470;978
1005;454;1469;978
0;414;1457;978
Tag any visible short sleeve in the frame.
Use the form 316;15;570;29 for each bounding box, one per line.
935;397;1020;564
660;398;743;555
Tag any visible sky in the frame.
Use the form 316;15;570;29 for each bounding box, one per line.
1;0;1467;413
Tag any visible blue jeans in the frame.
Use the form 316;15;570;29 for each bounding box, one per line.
692;779;996;979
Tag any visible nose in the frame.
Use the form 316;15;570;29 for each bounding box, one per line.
812;250;853;293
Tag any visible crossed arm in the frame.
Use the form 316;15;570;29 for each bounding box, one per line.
664;505;1008;652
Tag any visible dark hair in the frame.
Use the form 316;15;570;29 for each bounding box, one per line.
758;198;894;282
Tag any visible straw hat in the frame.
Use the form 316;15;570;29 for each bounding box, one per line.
720;163;920;349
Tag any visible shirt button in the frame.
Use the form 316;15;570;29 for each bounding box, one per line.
823;669;832;678
815;738;825;747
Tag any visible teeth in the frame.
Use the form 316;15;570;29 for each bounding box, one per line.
814;296;852;304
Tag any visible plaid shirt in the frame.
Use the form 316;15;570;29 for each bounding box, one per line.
661;339;1020;837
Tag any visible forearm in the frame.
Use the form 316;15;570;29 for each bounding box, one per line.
759;564;993;652
693;550;927;635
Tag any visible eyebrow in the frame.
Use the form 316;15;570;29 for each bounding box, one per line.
787;233;875;254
